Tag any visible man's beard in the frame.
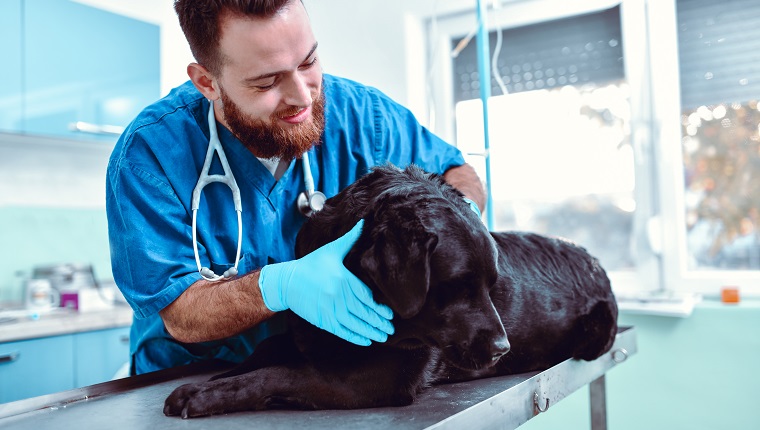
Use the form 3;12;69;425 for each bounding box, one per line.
220;88;325;160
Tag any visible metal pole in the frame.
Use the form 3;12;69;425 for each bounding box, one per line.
589;375;608;430
475;0;495;230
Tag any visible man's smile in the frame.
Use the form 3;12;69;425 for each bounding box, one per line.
280;106;311;124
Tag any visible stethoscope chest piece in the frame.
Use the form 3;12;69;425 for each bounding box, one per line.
297;151;325;217
297;189;326;217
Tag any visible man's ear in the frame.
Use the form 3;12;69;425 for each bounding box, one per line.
359;218;438;319
187;63;220;100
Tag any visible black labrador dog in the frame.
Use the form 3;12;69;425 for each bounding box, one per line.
164;164;618;418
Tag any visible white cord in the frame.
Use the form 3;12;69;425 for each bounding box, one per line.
492;24;509;96
426;0;440;131
451;26;477;59
191;101;244;282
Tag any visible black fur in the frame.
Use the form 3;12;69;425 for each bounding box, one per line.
164;164;618;418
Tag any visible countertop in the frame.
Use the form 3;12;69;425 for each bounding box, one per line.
0;305;133;343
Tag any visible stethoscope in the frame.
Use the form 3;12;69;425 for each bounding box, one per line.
191;100;326;282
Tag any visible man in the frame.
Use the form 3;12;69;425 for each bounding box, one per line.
106;0;485;375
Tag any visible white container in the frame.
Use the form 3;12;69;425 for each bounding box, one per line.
24;278;60;310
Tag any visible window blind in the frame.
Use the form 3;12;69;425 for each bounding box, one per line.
451;6;624;103
677;0;760;109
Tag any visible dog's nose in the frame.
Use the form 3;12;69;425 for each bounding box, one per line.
491;337;510;361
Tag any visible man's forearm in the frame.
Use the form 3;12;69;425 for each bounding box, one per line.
443;163;487;212
160;270;275;343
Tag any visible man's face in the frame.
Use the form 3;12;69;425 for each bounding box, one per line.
213;1;324;160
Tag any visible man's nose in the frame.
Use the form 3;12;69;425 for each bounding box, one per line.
283;73;312;107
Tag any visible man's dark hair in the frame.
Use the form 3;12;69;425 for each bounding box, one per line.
174;0;296;75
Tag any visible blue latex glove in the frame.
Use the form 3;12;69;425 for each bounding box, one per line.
258;220;394;346
463;197;482;218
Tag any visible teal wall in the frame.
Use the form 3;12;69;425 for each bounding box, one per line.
521;301;760;429
0;207;112;302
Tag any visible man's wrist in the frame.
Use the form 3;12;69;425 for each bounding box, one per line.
258;264;288;312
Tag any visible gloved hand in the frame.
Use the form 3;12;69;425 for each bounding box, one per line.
258;220;394;346
463;197;482;218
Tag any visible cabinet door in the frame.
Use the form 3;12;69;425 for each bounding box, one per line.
23;0;160;140
0;0;23;133
0;335;75;404
73;326;130;388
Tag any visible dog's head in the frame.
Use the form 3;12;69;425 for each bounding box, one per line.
296;164;509;371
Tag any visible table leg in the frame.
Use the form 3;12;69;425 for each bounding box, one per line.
589;375;607;430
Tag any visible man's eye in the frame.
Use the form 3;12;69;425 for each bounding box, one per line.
300;57;318;69
254;80;277;91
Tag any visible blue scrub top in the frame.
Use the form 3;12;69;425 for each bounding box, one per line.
106;74;465;375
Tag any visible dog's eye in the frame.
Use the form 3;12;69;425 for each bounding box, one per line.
434;277;480;305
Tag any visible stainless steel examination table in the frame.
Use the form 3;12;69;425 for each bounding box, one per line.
0;327;636;430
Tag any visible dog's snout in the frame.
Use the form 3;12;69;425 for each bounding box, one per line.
491;337;510;361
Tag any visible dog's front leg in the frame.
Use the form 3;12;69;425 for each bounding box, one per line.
164;361;418;418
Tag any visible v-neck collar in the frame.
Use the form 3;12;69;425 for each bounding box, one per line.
215;122;297;201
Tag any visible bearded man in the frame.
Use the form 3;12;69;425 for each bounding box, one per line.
106;0;485;375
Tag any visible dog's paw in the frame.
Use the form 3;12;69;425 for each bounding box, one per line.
163;381;226;419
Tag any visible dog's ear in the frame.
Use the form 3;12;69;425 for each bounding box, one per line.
359;217;439;319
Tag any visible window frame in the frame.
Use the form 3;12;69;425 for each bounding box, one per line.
648;0;760;297
425;0;760;298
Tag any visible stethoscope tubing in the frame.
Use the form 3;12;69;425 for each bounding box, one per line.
191;100;324;282
302;151;316;194
192;101;243;281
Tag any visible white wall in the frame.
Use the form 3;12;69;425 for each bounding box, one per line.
304;0;474;124
75;0;475;121
306;0;424;115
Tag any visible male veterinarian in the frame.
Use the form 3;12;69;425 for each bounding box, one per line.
106;0;485;375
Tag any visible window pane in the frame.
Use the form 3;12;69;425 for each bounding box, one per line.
681;101;760;269
456;82;635;271
677;0;760;270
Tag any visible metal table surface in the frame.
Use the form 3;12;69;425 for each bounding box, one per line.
0;327;636;430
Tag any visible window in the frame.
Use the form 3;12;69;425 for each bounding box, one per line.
677;0;760;271
428;0;760;297
649;0;760;295
456;85;635;272
451;6;636;274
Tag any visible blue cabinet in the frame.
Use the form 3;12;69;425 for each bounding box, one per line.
73;326;130;387
0;335;75;404
0;0;160;140
0;0;23;132
0;326;131;404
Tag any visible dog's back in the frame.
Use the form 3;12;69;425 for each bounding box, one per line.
488;231;618;374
